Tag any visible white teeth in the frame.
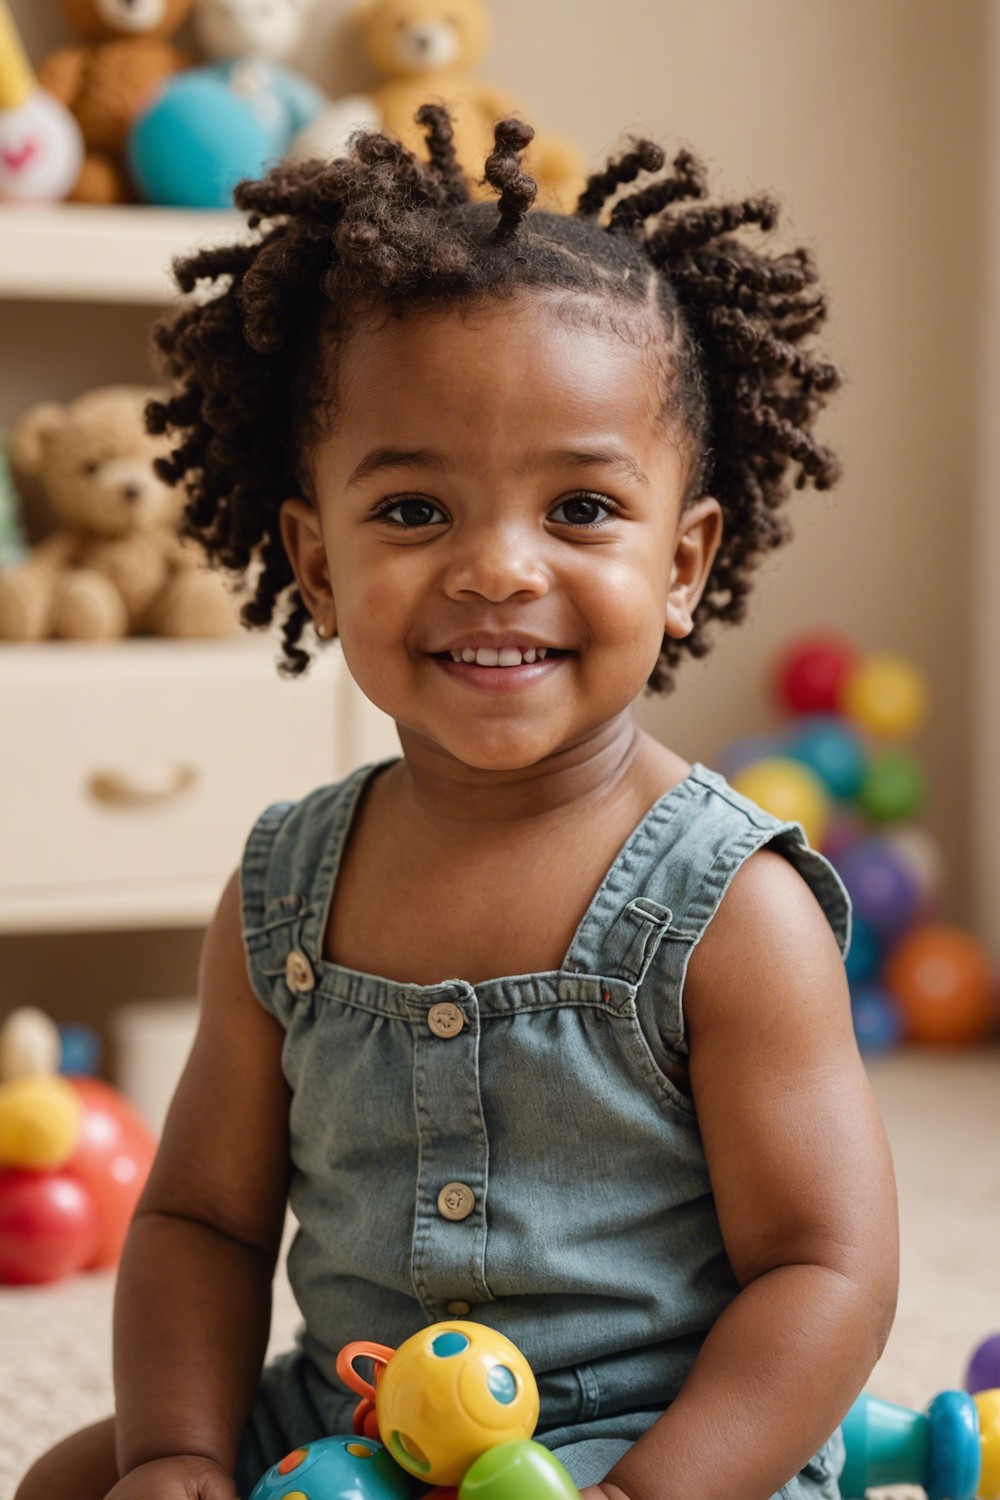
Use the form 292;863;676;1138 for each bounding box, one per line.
446;645;555;666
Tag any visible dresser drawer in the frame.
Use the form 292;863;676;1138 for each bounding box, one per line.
0;640;397;930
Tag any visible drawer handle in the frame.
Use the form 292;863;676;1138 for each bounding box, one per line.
87;765;198;807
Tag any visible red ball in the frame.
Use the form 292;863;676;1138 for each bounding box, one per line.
64;1077;156;1268
0;1168;100;1285
773;632;860;716
884;924;999;1046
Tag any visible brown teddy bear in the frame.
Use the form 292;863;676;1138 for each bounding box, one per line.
36;0;194;203
355;0;584;211
0;385;238;643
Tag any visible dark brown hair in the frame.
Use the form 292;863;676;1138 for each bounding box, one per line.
149;106;841;687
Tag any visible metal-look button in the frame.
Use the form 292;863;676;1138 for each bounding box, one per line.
446;1300;471;1316
285;950;315;993
428;1001;464;1039
437;1182;475;1221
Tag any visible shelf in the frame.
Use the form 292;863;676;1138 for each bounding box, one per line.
0;203;245;305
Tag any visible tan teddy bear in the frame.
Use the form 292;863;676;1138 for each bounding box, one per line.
355;0;584;211
0;385;238;643
37;0;194;203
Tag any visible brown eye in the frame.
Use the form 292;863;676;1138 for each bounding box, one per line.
550;494;615;527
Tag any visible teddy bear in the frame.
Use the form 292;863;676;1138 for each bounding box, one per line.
36;0;195;203
303;0;584;211
0;385;239;643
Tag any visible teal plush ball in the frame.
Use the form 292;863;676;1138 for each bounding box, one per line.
130;72;270;209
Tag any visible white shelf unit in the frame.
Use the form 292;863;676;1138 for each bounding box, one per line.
0;205;396;1040
0;203;243;304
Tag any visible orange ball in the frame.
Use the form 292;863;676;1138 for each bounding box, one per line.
884;924;998;1045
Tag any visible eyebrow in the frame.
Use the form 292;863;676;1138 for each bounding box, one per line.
345;444;650;488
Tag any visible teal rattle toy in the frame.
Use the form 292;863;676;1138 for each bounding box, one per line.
841;1387;1000;1500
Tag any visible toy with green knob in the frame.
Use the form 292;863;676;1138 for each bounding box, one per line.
250;1320;582;1500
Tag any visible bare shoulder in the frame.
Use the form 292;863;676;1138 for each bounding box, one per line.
684;845;851;1054
683;847;897;1298
137;868;290;1256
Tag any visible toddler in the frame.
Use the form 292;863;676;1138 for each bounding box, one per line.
17;107;898;1500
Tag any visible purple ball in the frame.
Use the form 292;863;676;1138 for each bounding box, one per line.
966;1333;1000;1394
834;838;920;938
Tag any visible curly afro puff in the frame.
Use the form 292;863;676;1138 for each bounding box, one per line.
149;105;842;686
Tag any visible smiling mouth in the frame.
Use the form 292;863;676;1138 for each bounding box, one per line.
434;647;568;667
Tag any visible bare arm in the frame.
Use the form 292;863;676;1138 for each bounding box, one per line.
111;869;291;1490
588;850;898;1500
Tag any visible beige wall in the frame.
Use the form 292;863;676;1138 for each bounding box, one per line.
6;0;991;925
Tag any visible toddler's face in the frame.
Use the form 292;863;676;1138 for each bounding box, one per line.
282;293;721;772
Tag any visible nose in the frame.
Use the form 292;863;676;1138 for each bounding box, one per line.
442;520;549;603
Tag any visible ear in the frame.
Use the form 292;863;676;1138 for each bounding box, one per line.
8;402;65;479
664;496;723;639
280;497;337;636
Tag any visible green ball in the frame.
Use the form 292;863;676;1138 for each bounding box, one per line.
459;1440;580;1500
858;748;926;822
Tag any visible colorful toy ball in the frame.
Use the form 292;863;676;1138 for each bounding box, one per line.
249;1436;411;1500
858;748;926;824
849;985;904;1055
0;1168;99;1285
786;716;868;801
966;1335;1000;1395
729;757;831;848
883;924;998;1046
833;839;919;938
772;632;860;716
840;653;929;740
370;1323;539;1487
64;1077;156;1268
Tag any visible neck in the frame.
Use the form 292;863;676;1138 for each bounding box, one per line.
390;712;649;833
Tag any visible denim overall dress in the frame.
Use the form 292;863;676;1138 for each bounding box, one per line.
235;758;852;1498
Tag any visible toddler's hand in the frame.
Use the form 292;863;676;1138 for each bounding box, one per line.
105;1454;238;1499
579;1485;634;1500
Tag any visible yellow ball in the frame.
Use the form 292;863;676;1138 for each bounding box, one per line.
730;756;831;848
975;1389;1000;1500
375;1322;539;1486
841;653;929;739
0;1074;82;1169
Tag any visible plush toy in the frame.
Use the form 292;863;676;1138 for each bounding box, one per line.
36;0;194;203
0;0;84;201
351;0;584;210
130;0;328;208
0;386;238;643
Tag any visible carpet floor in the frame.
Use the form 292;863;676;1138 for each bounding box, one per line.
2;1049;997;1498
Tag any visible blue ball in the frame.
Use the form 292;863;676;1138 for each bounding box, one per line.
850;984;904;1054
249;1436;410;1500
844;916;882;985
130;71;271;209
57;1023;101;1076
786;715;868;800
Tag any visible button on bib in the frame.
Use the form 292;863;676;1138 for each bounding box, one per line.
437;1182;475;1220
285;950;315;993
428;1001;464;1038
